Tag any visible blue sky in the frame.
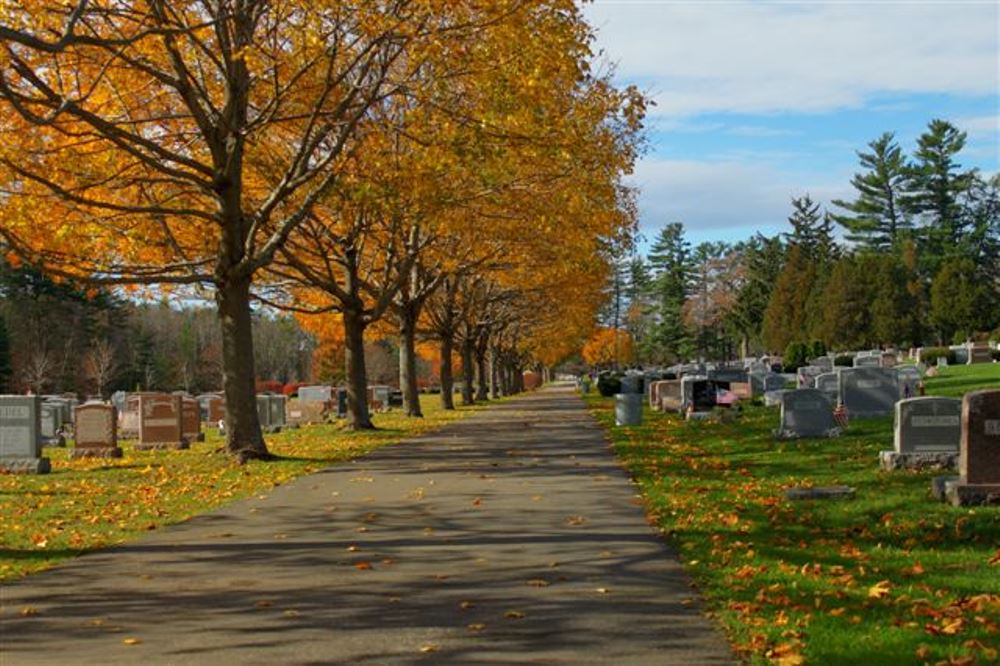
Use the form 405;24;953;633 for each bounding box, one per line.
583;0;1000;248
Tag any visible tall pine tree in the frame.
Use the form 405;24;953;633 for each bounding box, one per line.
831;132;911;250
646;222;691;362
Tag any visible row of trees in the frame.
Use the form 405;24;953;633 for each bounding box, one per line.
0;261;314;396
0;2;643;459
596;119;998;366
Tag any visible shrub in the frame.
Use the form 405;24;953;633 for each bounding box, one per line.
809;339;827;359
991;349;1000;362
783;341;809;372
918;347;957;365
597;374;622;397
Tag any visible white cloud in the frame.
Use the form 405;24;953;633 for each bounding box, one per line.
631;158;852;239
586;1;999;117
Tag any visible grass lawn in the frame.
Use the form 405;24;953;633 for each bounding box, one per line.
586;363;1000;665
1;395;481;581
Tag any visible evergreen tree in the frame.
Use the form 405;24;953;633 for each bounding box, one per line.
762;244;816;352
907;119;977;271
784;195;823;254
831;132;910;249
869;254;916;346
816;255;872;350
930;257;983;344
646;222;691;361
729;234;785;356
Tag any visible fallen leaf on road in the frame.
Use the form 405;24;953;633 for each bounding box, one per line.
566;516;587;526
460;601;475;610
122;638;142;645
19;607;38;617
347;545;359;552
419;644;438;653
595;588;610;594
283;609;300;618
504;610;526;620
472;497;482;507
467;623;487;632
388;596;401;603
527;579;549;587
354;561;372;570
254;600;273;608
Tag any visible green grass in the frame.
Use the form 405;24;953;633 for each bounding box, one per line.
1;395;485;581
586;364;1000;665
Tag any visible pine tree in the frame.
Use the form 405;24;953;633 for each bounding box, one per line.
831;132;911;250
646;222;691;362
784;195;823;254
762;244;816;352
907;119;977;272
730;234;785;356
930;257;982;344
815;256;872;350
869;254;915;346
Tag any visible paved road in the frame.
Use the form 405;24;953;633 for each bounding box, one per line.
1;385;732;665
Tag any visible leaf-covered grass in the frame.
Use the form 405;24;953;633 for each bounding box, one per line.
586;364;1000;665
1;395;483;581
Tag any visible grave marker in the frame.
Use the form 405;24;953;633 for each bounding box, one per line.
776;389;839;439
838;367;898;418
40;400;66;447
943;390;1000;506
0;396;50;473
182;397;203;443
72;402;122;459
136;394;187;450
880;397;960;471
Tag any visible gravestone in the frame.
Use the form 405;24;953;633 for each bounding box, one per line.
897;366;922;399
944;390;1000;506
797;365;824;389
814;372;839;401
615;393;642;426
764;389;788;407
880;397;961;471
968;344;992;365
72;402;122;459
110;390;127;413
298;385;333;403
0;396;50;473
880;352;897;369
367;385;392;411
681;376;715;413
808;357;834;372
838;367;898;418
776;389;839;439
336;388;348;418
729;381;752;400
286;398;330;426
40;400;66;447
950;345;969;365
853;355;880;368
136;394;187;450
751;372;786;396
619;374;641;394
181;397;203;443
197;393;226;423
256;394;283;434
658;380;684;413
707;367;748;388
268;394;287;429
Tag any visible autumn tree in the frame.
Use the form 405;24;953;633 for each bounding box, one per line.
0;1;447;459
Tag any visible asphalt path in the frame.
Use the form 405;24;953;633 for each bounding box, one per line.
1;384;732;665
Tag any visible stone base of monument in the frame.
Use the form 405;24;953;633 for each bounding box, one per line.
944;481;1000;507
70;446;124;459
775;427;841;440
785;485;854;500
0;457;51;474
930;475;960;501
262;425;283;434
42;436;66;448
134;441;190;451
879;450;958;472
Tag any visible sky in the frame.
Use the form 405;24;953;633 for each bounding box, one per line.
582;0;1000;248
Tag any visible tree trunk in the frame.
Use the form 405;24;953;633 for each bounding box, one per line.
515;365;525;393
488;346;499;399
343;308;374;430
440;336;455;410
461;338;475;406
398;308;422;417
475;346;488;402
217;274;269;461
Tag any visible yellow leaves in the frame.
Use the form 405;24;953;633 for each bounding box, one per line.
418;644;438;654
868;580;892;599
526;579;549;588
19;606;39;617
503;610;526;620
467;623;486;632
122;638;142;645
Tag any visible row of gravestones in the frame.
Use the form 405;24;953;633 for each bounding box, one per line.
906;343;995;365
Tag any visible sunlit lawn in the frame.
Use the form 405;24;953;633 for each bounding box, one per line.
1;395;482;581
586;363;1000;665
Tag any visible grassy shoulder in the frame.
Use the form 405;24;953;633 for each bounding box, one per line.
586;364;1000;665
1;394;483;581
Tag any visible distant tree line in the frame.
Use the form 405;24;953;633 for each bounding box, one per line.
0;261;314;397
604;119;999;363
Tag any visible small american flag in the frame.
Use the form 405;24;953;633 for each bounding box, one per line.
833;403;849;428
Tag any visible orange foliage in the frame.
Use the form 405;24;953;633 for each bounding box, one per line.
582;328;636;368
